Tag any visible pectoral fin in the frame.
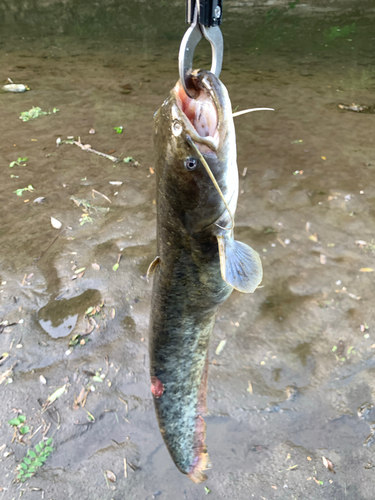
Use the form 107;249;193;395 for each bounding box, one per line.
217;235;263;293
147;256;161;280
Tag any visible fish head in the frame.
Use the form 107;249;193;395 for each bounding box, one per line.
154;69;238;233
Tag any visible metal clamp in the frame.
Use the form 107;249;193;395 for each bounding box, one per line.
178;1;223;98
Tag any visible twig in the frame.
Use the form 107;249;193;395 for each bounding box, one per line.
118;396;128;415
124;458;127;478
74;139;120;163
34;228;66;262
42;422;51;438
30;424;43;440
92;189;112;204
277;237;286;248
104;355;110;377
102;469;110;489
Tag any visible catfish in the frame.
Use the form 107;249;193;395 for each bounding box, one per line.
148;69;262;483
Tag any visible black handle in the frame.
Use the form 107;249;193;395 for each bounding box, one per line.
186;0;222;27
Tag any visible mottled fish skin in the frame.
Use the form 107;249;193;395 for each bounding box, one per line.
149;70;251;483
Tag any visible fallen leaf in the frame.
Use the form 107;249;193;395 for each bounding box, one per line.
286;464;298;471
215;339;227;355
247;381;253;394
307;456;312;461
0;364;16;384
360;268;374;273
75;267;86;274
109;181;123;186
271;485;277;490
321;156;326;160
320;254;327;265
322;456;335;473
89;128;95;134
113;263;119;272
39;375;47;385
51;217;62;229
110;307;115;320
106;470;116;482
313;477;323;485
92;263;100;271
48;384;66;403
309;233;318;242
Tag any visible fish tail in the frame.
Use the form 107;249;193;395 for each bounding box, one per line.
188;415;211;483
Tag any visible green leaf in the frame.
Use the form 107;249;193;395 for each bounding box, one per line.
123;156;135;163
18;469;25;475
19;157;28;162
8;417;21;426
112;263;119;271
24;472;34;478
35;444;41;453
85;306;94;315
45;446;54;453
23;457;31;465
28;450;36;458
35;460;44;467
9;161;17;168
18;415;26;423
114;126;123;134
39;441;45;449
204;486;211;494
19;425;30;435
92;375;103;383
28;467;36;473
21;463;28;470
46;437;53;446
332;345;337;352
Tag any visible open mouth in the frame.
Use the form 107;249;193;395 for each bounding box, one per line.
174;80;220;153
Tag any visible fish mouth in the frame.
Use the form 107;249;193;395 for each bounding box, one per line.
174;69;229;154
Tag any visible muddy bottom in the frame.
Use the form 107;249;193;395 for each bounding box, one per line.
1;1;375;499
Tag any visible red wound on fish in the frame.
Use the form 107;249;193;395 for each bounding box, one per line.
151;376;164;398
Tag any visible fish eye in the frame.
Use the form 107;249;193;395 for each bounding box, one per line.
184;158;198;171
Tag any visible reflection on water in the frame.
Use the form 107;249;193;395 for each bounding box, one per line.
39;313;78;338
37;289;101;338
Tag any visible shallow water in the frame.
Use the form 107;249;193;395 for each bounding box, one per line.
1;1;375;498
